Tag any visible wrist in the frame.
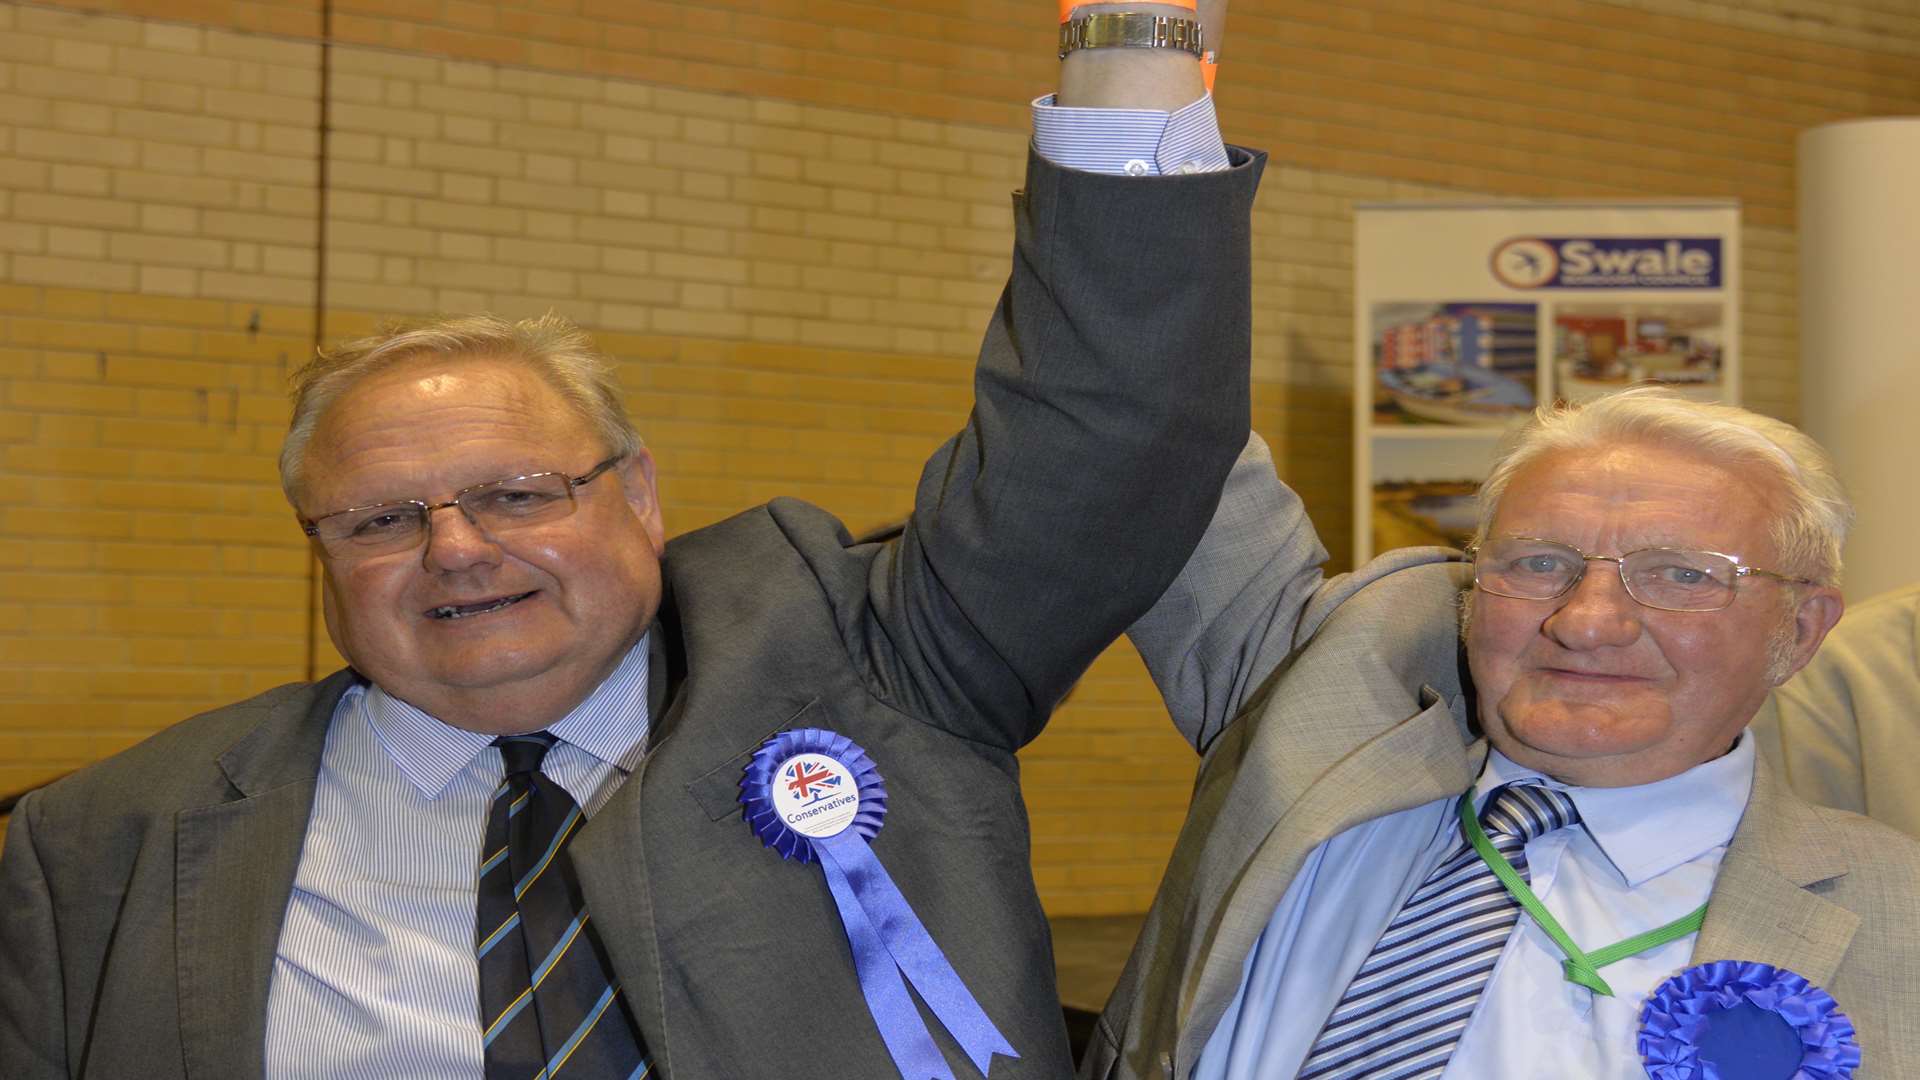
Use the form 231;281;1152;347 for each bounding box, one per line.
1056;4;1207;109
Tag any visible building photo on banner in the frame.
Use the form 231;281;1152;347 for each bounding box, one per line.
1354;204;1741;562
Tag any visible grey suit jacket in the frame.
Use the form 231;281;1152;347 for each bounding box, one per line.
1083;436;1920;1080
0;148;1266;1080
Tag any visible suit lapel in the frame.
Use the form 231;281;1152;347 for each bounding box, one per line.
1692;754;1857;985
573;760;667;1071
571;607;686;1074
175;671;351;1080
175;781;321;1078
1173;695;1477;1073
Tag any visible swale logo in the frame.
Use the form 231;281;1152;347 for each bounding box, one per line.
1491;237;1722;289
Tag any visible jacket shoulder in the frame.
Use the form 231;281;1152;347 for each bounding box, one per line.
662;498;883;631
1295;554;1470;686
1304;551;1467;635
27;673;350;823
1819;806;1920;894
664;498;862;570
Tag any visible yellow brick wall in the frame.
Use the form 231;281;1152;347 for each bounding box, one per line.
4;0;1919;912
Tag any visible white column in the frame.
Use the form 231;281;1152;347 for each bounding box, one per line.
1797;118;1920;602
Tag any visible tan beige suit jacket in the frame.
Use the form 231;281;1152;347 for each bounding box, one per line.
1753;581;1920;838
1082;437;1920;1080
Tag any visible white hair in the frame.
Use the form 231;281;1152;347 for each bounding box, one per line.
279;313;643;507
1471;386;1853;587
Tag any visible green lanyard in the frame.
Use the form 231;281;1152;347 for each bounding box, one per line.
1456;792;1707;997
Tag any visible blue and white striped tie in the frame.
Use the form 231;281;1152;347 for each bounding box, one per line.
1297;782;1580;1080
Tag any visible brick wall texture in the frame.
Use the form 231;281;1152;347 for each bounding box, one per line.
3;0;1918;913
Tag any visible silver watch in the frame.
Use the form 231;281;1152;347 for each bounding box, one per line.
1058;12;1206;61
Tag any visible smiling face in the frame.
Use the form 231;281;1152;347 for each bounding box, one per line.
299;355;665;734
1466;441;1842;787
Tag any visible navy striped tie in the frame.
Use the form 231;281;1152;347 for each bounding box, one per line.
476;733;650;1080
1296;782;1580;1080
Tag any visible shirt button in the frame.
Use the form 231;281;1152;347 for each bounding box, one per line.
1178;161;1200;175
1124;158;1151;176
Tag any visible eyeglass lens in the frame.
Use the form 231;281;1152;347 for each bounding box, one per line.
1475;538;1739;611
314;472;578;556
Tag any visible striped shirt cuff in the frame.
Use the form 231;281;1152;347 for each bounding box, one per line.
1031;93;1231;176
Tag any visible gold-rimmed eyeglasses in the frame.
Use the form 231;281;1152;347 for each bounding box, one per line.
1467;535;1813;613
300;456;624;559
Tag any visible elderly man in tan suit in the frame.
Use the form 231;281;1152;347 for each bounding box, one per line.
1085;390;1920;1080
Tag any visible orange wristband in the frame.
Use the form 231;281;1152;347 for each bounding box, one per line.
1202;56;1217;92
1060;0;1196;22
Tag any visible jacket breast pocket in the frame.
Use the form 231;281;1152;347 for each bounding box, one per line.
684;699;828;822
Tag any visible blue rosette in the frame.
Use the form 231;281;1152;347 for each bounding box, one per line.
741;727;886;863
741;727;1018;1080
1637;960;1861;1080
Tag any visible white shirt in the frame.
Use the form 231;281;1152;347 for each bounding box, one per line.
262;638;651;1079
1196;735;1754;1079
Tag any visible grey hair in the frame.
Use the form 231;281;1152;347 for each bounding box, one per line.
1470;386;1853;587
279;312;643;507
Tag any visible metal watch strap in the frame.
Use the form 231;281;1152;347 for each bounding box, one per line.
1058;13;1206;60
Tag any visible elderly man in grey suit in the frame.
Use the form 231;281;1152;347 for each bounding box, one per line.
0;5;1253;1076
1086;390;1920;1079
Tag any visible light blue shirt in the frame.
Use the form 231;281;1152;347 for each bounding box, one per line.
1196;736;1754;1080
263;638;651;1078
1032;93;1231;176
261;98;1228;1077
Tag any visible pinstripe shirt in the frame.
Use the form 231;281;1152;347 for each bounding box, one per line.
263;638;651;1079
1032;93;1230;176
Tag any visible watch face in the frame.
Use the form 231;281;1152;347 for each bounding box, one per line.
1491;238;1559;289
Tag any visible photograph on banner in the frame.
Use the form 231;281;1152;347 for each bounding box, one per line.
1369;435;1502;551
1351;202;1740;563
1371;301;1538;427
1554;302;1725;404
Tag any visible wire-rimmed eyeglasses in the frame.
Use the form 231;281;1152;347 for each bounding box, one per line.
1467;536;1813;613
300;456;624;559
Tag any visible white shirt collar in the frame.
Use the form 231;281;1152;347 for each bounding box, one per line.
1473;730;1754;887
359;632;653;799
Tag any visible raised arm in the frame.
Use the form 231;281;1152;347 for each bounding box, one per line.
838;0;1257;751
1124;433;1329;750
1126;431;1477;753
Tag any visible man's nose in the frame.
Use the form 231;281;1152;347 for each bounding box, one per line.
1542;560;1642;649
421;502;502;571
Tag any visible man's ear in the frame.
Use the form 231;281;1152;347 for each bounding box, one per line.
1778;585;1845;684
617;448;666;556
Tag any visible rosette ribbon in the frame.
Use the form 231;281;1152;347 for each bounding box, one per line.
742;728;1018;1080
1637;960;1861;1080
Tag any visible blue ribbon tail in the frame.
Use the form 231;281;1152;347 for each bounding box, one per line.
820;832;1020;1076
818;841;956;1080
